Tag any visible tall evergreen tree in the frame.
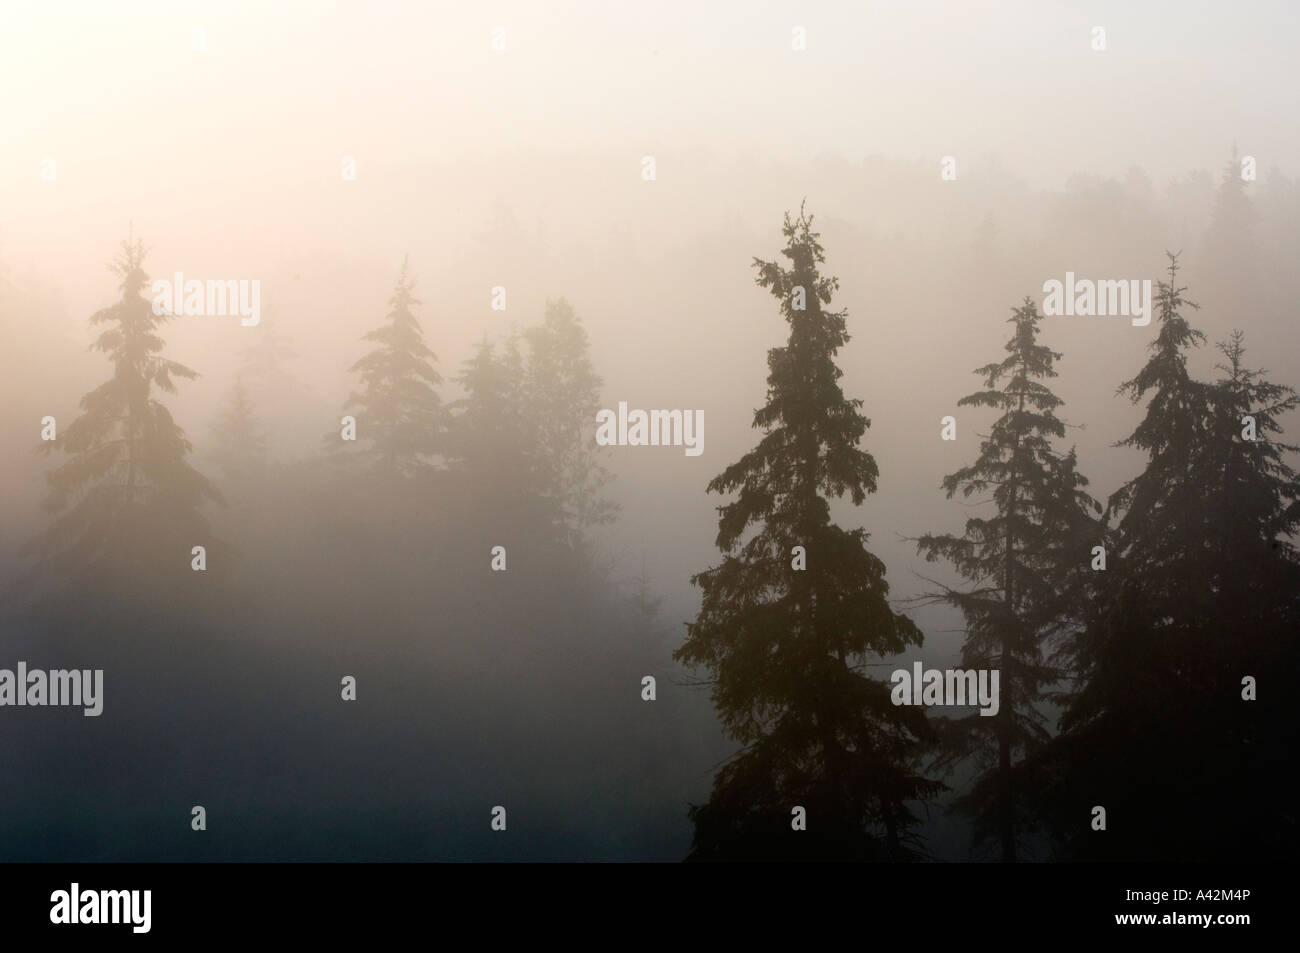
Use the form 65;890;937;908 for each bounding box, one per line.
1199;330;1300;851
523;299;616;549
1207;330;1300;584
22;236;220;589
675;204;939;861
1041;255;1300;859
915;299;1098;861
336;258;445;477
1037;255;1212;858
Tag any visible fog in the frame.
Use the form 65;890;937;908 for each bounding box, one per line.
2;0;1296;861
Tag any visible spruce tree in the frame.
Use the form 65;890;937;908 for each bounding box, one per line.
1207;330;1300;587
1199;330;1300;855
1037;255;1211;858
23;236;220;589
337;258;445;477
675;204;939;861
915;298;1098;861
523;299;616;549
1043;255;1300;859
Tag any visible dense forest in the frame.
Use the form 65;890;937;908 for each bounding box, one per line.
1;147;1296;862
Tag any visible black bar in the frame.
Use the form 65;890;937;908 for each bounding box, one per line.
0;862;1276;941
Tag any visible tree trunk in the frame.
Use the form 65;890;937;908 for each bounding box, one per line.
1000;386;1024;863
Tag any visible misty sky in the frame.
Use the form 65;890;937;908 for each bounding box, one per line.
5;1;1297;232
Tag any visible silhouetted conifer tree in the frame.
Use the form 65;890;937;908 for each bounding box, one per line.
676;204;940;861
23;236;220;590
336;257;445;477
1041;256;1300;859
915;299;1099;861
1207;330;1300;583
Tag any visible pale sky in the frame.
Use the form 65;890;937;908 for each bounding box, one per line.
3;0;1295;198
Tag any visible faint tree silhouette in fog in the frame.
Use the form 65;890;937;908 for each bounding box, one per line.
523;299;617;552
22;235;220;590
447;331;550;540
210;375;268;490
447;302;616;570
1205;144;1260;295
237;308;309;459
676;204;940;861
331;257;446;478
238;308;298;391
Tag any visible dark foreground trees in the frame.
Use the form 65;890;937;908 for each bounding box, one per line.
1034;256;1300;860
